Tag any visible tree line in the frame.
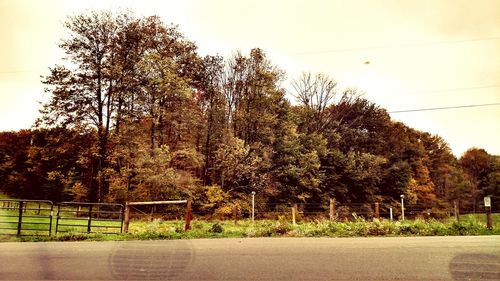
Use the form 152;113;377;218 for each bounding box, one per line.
0;11;498;216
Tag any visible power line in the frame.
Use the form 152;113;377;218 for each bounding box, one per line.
0;70;44;75
404;85;500;96
293;36;500;55
389;102;500;114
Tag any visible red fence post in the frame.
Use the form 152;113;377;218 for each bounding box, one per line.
184;199;192;231
233;205;238;225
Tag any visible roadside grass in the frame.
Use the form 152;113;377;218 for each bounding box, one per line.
2;192;499;242
0;204;122;242
458;213;500;224
2;217;499;242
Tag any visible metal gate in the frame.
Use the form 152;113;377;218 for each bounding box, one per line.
55;202;124;234
0;199;54;236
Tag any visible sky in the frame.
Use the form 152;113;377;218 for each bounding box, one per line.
0;0;499;156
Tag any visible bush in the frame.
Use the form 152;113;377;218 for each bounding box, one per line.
209;222;224;233
272;218;292;235
367;221;390;236
419;207;450;220
336;206;352;221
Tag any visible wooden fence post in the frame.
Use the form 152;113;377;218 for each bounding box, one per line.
292;204;297;226
123;202;130;233
486;206;493;230
184;199;192;231
329;198;336;221
150;205;155;222
454;201;460;222
233;205;238;225
375;202;380;220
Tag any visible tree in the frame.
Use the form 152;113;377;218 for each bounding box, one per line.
222;48;286;146
0;129;94;201
420;133;457;198
39;11;141;201
291;72;338;134
39;11;202;202
460;148;492;212
197;55;226;185
271;109;324;203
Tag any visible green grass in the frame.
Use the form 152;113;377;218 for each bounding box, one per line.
459;213;500;224
2;217;499;242
2;192;499;242
0;202;122;241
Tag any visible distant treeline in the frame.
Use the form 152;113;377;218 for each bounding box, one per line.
0;11;498;216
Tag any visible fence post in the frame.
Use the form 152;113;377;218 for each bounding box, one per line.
17;201;24;236
150;205;155;222
454;201;460;222
123;202;130;233
389;208;393;221
329;198;336;221
184;199;192;231
87;205;93;234
233;205;238;225
486;206;493;230
48;203;53;236
292;204;297;226
251;191;256;225
375;202;380;220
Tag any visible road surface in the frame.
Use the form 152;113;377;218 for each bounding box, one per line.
0;236;499;280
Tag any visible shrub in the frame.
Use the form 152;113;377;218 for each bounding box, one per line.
367;221;390;236
352;221;370;236
336;206;352;221
209;222;224;233
360;204;374;220
273;220;292;235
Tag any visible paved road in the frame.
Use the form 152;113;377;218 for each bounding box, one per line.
0;236;499;280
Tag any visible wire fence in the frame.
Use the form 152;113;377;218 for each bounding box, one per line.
124;199;498;222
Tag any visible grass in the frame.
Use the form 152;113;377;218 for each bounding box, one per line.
1;217;499;242
459;213;500;224
2;192;499;242
0;201;122;241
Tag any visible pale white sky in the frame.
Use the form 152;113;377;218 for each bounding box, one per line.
0;0;499;156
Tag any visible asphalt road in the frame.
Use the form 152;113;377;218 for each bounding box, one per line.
0;236;499;280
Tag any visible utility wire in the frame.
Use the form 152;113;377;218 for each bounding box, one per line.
389;102;500;114
0;70;44;75
404;85;500;96
293;36;500;55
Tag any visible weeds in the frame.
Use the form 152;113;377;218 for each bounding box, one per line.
1;217;498;242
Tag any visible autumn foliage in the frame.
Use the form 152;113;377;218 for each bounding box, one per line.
0;11;498;215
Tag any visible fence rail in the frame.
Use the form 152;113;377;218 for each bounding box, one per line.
55;202;124;235
0;199;54;236
0;200;124;236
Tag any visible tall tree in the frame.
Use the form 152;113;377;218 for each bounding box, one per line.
222;48;286;146
38;11;202;201
291;72;338;134
39;11;140;201
460;148;495;212
197;55;226;184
